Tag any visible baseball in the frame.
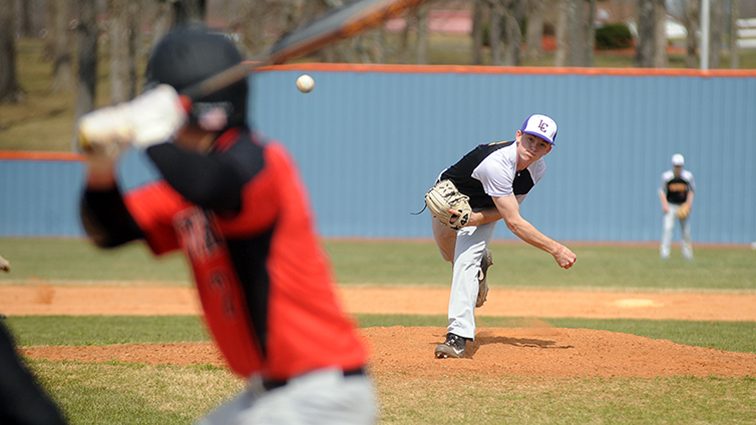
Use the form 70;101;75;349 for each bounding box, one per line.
296;74;315;93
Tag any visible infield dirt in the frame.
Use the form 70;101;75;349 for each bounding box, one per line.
4;284;756;378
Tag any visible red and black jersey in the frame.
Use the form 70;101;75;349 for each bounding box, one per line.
81;129;367;380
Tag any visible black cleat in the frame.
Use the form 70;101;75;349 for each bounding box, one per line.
434;333;468;359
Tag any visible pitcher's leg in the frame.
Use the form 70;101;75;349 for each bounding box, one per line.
447;223;496;340
432;218;457;263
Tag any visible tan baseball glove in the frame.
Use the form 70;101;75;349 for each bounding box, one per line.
425;180;472;230
0;255;10;273
676;204;691;220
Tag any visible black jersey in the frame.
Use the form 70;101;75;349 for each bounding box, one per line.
661;169;696;205
440;141;544;209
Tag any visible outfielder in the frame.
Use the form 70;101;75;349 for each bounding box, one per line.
425;114;576;359
78;25;376;424
659;153;695;260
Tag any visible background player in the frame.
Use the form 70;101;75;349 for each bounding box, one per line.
78;25;376;424
430;114;576;359
659;153;696;260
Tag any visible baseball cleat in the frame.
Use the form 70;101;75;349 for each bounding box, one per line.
476;250;493;307
434;333;467;359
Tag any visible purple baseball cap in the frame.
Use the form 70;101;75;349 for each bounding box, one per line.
520;114;558;145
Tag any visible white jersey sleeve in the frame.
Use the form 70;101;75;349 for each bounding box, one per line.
682;170;696;192
471;147;517;198
660;170;673;193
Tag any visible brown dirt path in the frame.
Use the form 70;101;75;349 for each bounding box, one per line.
6;284;756;378
1;284;755;321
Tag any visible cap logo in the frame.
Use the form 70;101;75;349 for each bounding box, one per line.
537;120;549;133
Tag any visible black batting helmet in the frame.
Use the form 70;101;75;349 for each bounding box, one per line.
145;25;248;130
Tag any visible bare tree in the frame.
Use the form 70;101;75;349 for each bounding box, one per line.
0;0;24;102
15;0;34;37
109;0;139;103
173;0;207;26
635;0;666;68
653;0;667;67
709;0;723;68
229;0;277;57
413;2;430;64
74;0;98;122
471;0;487;64
351;27;386;63
398;0;429;64
489;0;503;64
730;0;739;68
501;0;525;66
682;0;699;68
525;0;545;62
149;1;174;51
50;0;74;92
556;0;594;67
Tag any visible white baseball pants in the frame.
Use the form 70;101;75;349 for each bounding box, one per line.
432;218;496;340
660;204;693;260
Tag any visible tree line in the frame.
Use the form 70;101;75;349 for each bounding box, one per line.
0;0;744;112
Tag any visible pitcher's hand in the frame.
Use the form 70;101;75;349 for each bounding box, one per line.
553;244;576;269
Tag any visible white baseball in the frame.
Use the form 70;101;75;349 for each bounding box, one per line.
296;74;315;93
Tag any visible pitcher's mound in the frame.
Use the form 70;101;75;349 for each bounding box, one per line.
367;327;756;378
23;327;756;378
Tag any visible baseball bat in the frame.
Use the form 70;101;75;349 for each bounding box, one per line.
181;0;425;101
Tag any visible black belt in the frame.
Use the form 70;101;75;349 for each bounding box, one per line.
262;367;366;392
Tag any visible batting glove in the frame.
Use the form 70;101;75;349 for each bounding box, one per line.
78;85;187;155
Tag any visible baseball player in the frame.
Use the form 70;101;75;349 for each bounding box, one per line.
429;114;576;359
659;153;696;260
78;26;376;424
0;255;9;272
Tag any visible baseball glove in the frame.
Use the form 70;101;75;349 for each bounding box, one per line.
676;204;691;220
0;255;9;273
425;180;472;230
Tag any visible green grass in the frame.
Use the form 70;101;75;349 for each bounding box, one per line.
0;238;190;283
2;238;753;291
5;316;209;346
327;240;756;290
545;318;756;354
26;359;756;425
377;375;756;425
32;360;242;425
6;315;755;354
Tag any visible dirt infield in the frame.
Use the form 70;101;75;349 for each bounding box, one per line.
6;284;756;377
22;327;756;378
2;284;755;320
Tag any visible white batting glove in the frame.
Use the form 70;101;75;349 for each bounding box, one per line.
78;84;187;155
